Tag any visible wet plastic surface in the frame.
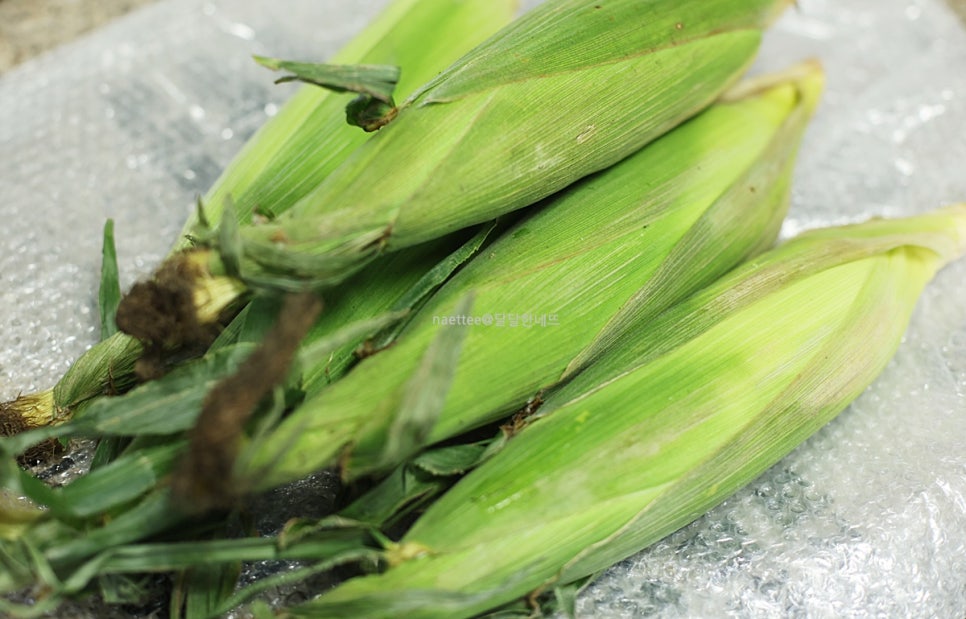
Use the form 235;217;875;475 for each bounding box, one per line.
1;0;964;616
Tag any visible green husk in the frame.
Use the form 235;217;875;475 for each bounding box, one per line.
236;62;823;489
184;0;519;241
291;204;966;619
98;219;122;341
227;0;795;289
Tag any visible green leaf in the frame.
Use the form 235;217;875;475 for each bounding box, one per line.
181;561;242;619
296;309;408;375
377;293;473;471
285;584;524;619
254;57;401;132
94;530;376;575
207;303;251;352
89;436;128;470
44;489;184;567
74;344;254;437
410;441;490;476
298;227;490;395
338;464;446;528
254;56;400;104
369;221;497;352
57;442;184;519
0;450;146;523
98;219;121;340
553;575;595;618
217;197;244;277
210;546;381;618
248;600;276;619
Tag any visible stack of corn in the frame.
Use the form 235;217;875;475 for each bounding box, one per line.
234;62;823;490
292;205;966;619
0;0;963;616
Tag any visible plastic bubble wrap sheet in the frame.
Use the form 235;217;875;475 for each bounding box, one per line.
1;0;965;617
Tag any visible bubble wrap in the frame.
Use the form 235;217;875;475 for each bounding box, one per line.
1;0;964;617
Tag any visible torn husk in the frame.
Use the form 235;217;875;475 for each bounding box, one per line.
289;204;966;619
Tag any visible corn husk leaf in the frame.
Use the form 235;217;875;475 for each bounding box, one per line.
98;219;121;341
53;443;183;520
338;440;492;529
253;57;400;104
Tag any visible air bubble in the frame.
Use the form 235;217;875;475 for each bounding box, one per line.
917;103;946;122
894;158;915;176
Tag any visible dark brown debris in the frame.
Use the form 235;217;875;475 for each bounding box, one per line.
499;394;544;439
170;291;323;513
115;250;225;381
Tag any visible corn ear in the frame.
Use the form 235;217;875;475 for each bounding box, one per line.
229;0;796;288
290;205;966;619
235;62;823;489
181;0;518;243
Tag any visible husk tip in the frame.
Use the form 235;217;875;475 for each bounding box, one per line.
765;0;800;27
793;59;826;116
940;202;966;260
252;55;280;71
720;59;825;116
